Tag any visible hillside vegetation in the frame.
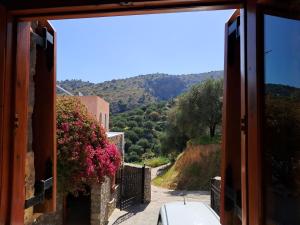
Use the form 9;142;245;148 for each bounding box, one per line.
152;144;221;190
160;78;223;154
57;71;223;113
110;101;170;162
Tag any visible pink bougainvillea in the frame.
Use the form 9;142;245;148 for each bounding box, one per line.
57;97;121;195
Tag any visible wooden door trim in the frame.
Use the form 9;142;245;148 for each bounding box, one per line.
0;6;14;225
6;0;242;20
240;9;248;225
245;1;264;225
10;21;31;225
221;9;242;225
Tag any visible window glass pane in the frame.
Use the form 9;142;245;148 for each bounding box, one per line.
264;15;300;224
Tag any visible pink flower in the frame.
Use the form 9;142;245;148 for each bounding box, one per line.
61;122;69;132
56;97;122;194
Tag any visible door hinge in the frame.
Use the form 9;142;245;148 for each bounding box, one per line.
31;27;54;71
241;115;247;133
31;27;53;50
14;113;19;128
24;177;53;209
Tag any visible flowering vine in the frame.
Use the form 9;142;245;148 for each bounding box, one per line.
57;97;121;195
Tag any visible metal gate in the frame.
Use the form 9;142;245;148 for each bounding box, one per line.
116;165;145;210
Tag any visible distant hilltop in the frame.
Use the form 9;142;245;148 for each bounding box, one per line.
57;71;223;114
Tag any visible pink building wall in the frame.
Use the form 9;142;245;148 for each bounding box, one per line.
77;96;110;131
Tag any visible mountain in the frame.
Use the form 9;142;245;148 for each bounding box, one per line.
265;83;300;100
57;71;223;113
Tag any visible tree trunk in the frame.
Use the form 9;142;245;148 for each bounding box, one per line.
210;125;216;138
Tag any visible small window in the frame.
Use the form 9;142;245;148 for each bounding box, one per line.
157;215;163;225
99;112;102;124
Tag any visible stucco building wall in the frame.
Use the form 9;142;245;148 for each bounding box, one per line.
78;96;110;131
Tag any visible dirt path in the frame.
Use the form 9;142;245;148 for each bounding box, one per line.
108;165;210;225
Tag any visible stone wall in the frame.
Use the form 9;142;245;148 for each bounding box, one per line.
90;177;111;225
32;177;116;225
31;194;64;225
108;185;120;217
143;166;151;203
107;132;125;161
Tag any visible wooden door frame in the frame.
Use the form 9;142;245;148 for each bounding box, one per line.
1;2;243;225
0;6;14;225
246;3;300;225
2;1;289;225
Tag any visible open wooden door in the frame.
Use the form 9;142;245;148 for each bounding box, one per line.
221;9;247;225
8;20;56;224
31;20;57;213
244;3;300;224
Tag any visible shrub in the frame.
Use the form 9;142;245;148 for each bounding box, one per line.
148;111;160;121
133;115;143;124
125;130;139;143
143;156;170;168
127;152;140;162
128;144;143;155
137;138;150;149
127;121;138;128
144;121;154;130
132;127;144;137
125;139;132;151
113;120;126;129
57;97;121;195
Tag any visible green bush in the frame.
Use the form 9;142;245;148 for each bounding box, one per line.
137;138;150;149
125;130;139;143
113;120;126;128
127;152;140;162
127;121;138;128
125;139;132;151
143;157;170;168
128;144;143;155
144;121;154;130
132;127;144;137
148;111;160;121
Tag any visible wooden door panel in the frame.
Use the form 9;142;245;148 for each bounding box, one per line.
221;9;243;225
32;20;57;213
10;21;31;225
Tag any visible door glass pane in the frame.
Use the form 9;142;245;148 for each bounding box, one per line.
264;15;300;224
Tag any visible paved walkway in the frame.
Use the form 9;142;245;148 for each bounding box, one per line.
108;165;210;225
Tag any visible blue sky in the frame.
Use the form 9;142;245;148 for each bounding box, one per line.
265;15;300;88
51;10;234;83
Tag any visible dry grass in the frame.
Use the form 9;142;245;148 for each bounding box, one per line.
152;144;221;190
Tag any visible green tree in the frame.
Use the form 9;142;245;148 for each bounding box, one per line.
127;152;140;162
113;120;126;129
127;121;138;128
144;121;154;130
132;127;144;137
125;139;132;151
137;138;150;149
125;130;139;143
128;144;143;155
177;78;223;138
161;78;223;154
148;111;160;121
